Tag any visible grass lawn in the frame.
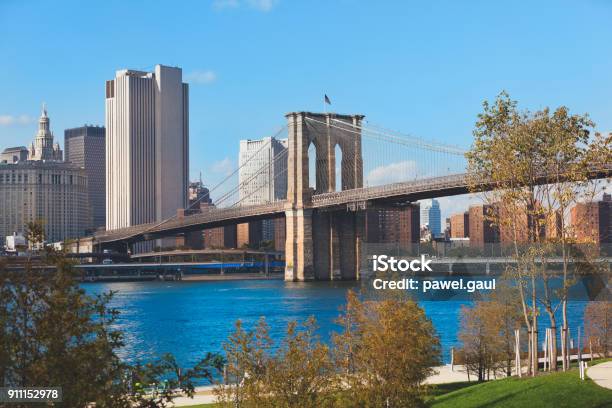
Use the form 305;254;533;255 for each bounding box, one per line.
182;363;612;408
430;368;612;408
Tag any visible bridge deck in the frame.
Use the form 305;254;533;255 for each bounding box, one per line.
94;166;611;244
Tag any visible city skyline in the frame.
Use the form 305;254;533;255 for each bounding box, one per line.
2;4;612;405
2;1;612;190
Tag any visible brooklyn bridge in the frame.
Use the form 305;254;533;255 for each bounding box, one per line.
91;112;612;281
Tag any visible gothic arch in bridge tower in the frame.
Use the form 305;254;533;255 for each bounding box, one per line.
284;112;365;282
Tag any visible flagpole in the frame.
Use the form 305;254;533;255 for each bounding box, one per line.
323;93;326;114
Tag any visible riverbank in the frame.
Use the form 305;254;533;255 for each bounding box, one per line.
181;272;283;281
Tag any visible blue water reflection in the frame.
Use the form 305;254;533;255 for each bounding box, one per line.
82;280;588;367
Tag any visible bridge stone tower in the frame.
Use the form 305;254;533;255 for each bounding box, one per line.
284;112;365;281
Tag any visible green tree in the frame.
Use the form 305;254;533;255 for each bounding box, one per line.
0;222;125;406
217;292;441;407
584;301;612;358
332;290;363;378
466;92;609;373
0;220;224;407
128;353;225;408
458;293;522;381
215;318;273;407
216;317;334;408
266;317;334;408
334;291;441;407
490;282;525;376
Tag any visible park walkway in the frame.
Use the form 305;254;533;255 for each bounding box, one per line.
170;385;216;406
587;361;612;389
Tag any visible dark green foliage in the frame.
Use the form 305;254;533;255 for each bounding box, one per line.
0;220;224;407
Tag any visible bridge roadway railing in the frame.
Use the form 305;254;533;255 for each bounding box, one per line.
95;201;287;243
311;173;470;208
94;165;611;243
311;164;612;208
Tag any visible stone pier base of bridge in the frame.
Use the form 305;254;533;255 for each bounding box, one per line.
285;209;363;281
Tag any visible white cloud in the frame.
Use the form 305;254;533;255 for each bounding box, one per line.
211;157;234;176
212;0;278;11
0;115;35;126
431;194;485;222
247;0;278;11
366;161;418;186
185;70;217;85
213;0;239;9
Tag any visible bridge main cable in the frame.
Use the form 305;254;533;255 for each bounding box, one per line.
303;117;467;155
110;124;288;241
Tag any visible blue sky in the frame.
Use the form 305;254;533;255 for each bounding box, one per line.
1;0;611;217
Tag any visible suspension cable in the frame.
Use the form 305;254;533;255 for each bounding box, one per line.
134;124;288;238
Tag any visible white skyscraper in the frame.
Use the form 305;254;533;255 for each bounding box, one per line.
238;137;288;241
105;65;189;237
238;137;288;205
420;198;442;237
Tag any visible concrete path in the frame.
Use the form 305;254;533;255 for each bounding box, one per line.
587;361;612;389
170;385;216;406
425;364;472;384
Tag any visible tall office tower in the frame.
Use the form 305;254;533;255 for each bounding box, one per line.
28;105;63;161
238;137;288;243
188;181;212;208
64;125;106;230
174;182;213;250
105;65;189;248
420;199;441;237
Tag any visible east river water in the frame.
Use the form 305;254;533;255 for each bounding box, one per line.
82;279;589;368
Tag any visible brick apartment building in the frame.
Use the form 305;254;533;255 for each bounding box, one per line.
468;204;499;246
571;193;611;244
450;212;470;239
365;204;420;245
